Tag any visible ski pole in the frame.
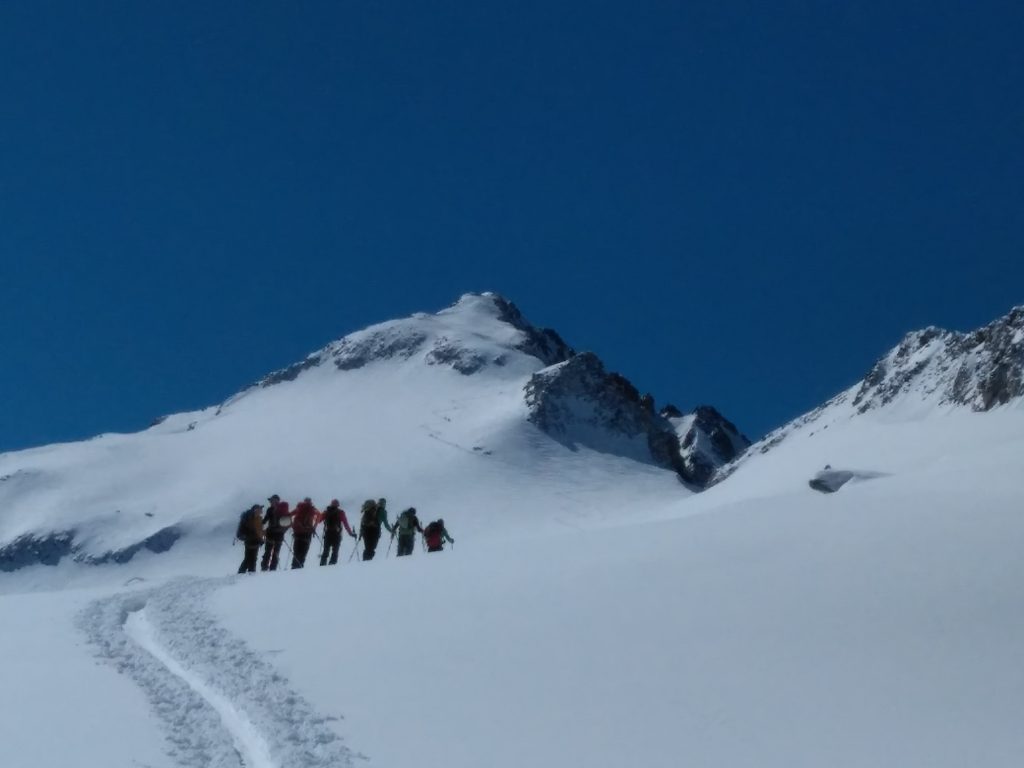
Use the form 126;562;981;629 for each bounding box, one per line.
282;537;295;568
386;532;395;558
349;534;361;563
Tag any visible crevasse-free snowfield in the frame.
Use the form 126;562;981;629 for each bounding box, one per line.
2;295;1024;767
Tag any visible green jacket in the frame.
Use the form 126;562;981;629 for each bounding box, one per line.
379;506;394;534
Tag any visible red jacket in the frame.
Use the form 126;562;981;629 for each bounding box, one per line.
292;502;321;536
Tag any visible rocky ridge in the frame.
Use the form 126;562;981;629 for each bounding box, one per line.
714;305;1024;483
851;306;1024;413
249;292;746;488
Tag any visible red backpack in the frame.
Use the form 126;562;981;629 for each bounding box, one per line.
293;502;317;534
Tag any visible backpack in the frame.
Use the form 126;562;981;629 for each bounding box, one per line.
266;503;292;533
424;521;441;538
236;508;261;541
323;506;342;532
397;509;417;535
360;501;379;530
293;503;317;535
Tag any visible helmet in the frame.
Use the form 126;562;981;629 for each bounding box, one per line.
304;497;312;504
408;507;416;515
438;518;444;526
378;498;387;506
269;494;280;502
330;499;340;507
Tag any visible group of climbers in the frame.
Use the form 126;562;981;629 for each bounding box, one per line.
235;495;454;574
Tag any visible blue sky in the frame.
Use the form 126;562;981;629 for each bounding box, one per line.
1;1;1022;451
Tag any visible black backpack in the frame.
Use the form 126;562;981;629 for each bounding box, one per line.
324;506;342;532
360;503;379;530
236;510;249;540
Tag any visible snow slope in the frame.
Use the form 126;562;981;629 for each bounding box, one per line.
0;293;691;582
2;301;1024;767
5;401;1020;767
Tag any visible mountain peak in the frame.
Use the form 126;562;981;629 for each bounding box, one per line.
852;305;1024;413
251;293;576;390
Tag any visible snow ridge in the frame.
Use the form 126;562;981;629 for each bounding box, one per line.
252;292;574;389
715;305;1024;482
79;578;355;768
853;306;1024;413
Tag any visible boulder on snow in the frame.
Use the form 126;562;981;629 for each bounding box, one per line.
808;469;856;494
808;467;889;494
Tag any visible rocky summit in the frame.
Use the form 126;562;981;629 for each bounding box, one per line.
852;306;1024;413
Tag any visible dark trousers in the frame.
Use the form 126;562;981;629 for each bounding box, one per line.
261;536;284;571
396;534;415;557
291;534;312;569
238;542;260;573
361;526;381;560
320;530;342;565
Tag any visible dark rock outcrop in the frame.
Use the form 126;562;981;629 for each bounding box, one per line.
665;405;751;487
524;353;692;482
0;526;183;572
852;306;1024;413
488;294;575;366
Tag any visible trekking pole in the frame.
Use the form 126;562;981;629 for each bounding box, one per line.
283;537;295;569
348;534;361;563
386;532;395;558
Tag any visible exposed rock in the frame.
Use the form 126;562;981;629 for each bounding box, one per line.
261;355;323;385
666;405;752;487
0;531;75;572
0;526;182;572
330;328;429;372
524;353;690;482
852;306;1024;412
425;337;488;375
659;403;684;419
487;293;575;366
713;305;1024;484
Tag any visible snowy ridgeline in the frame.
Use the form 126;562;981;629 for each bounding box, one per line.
0;293;747;573
2;297;1024;766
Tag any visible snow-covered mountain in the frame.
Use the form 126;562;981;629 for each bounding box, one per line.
0;292;743;576
717;305;1024;483
4;298;1024;768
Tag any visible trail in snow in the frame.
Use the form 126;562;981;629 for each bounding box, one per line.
78;578;356;768
124;608;276;768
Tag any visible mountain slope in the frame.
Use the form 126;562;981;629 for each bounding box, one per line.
717;305;1024;484
0;293;744;577
3;302;1024;767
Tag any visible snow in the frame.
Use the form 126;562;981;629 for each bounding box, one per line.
0;295;679;571
124;607;277;768
2;296;1024;766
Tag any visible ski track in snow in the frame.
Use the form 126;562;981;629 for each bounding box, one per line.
78;577;356;768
